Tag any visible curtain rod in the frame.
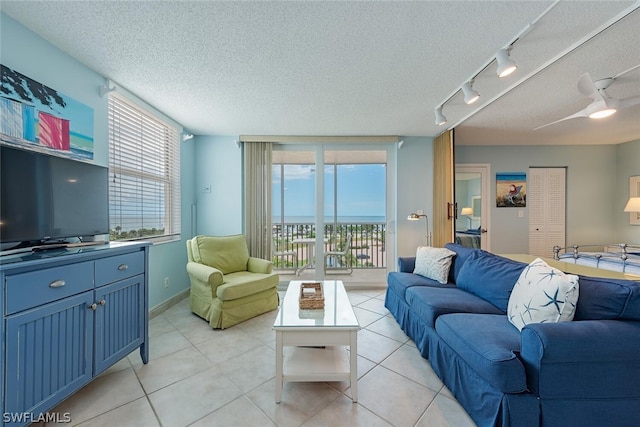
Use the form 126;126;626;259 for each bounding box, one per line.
239;135;399;144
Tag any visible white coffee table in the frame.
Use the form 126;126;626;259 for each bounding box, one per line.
273;280;360;403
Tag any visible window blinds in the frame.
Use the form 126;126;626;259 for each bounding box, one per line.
108;93;180;241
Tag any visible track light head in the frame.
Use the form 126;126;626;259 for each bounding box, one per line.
99;78;117;97
461;82;480;105
496;48;517;78
434;106;447;126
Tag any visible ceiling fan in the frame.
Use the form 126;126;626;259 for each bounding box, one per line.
534;71;640;130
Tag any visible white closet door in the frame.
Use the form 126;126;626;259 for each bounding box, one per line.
528;168;566;257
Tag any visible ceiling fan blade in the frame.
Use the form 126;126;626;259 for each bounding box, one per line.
619;95;640;109
533;109;589;130
576;73;601;101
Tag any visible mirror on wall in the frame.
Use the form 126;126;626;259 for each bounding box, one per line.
455;172;482;249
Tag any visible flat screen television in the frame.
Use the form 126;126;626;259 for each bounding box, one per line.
0;145;109;251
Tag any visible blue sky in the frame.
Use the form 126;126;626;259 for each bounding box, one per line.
272;164;386;219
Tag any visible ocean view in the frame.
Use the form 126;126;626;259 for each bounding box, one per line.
273;216;386;224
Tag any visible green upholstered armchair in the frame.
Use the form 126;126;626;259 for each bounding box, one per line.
186;234;279;329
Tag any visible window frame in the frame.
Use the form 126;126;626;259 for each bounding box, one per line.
107;92;181;243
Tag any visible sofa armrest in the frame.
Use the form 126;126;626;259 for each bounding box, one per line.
398;257;416;273
520;320;640;399
187;262;224;290
248;257;273;274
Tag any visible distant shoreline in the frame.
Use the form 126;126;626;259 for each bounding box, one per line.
273;216;386;223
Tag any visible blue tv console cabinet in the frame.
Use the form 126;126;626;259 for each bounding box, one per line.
0;242;149;426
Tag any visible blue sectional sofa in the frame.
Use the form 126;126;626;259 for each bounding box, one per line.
385;243;640;427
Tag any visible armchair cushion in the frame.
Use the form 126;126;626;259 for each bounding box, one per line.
217;271;279;300
191;234;250;274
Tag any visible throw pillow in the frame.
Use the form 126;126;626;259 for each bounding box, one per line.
507;258;579;331
413;246;456;284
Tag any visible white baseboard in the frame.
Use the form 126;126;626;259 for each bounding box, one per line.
149;288;189;319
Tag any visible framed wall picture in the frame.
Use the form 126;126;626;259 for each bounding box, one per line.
0;64;94;161
496;172;526;207
630;176;640;225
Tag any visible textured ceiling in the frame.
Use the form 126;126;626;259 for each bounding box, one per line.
1;1;639;145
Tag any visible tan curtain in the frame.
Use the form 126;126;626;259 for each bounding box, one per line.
244;142;272;259
432;130;455;247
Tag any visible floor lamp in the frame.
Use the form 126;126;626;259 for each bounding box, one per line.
408;211;431;246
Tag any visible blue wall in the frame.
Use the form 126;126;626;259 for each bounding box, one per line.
455;143;639;253
1;14;194;309
193;136;244;235
616;139;640;243
4;10;637;281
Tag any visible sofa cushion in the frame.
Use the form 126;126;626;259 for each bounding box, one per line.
507;258;579;331
387;271;451;300
192;235;250;274
444;243;477;284
436;313;527;393
406;286;503;328
574;275;640;321
456;250;526;312
413;246;456;284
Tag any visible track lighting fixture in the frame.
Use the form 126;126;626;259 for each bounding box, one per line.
431;2;558;127
461;81;480;105
434;106;447;126
496;48;517;78
99;78;117;97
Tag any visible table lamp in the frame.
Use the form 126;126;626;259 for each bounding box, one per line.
461;207;474;229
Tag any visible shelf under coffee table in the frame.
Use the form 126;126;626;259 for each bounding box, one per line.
273;280;360;403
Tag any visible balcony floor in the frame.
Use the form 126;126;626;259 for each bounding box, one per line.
275;267;387;289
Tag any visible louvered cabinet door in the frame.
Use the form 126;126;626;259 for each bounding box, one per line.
5;292;94;419
528;167;566;257
94;275;145;375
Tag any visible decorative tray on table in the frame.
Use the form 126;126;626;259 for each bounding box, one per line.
299;282;324;309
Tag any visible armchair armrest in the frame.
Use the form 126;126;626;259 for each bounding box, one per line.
398;257;416;273
248;257;273;274
186;262;224;290
521;320;640;399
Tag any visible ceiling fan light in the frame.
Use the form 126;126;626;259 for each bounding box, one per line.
496;48;517;78
589;108;617;119
434;106;447;126
461;82;480;105
588;97;619;119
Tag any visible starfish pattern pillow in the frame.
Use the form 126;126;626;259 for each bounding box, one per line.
507;258;579;331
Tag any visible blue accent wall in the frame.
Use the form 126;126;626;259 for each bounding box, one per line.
4;10;637;283
616;139;640;243
456;143;640;253
193;135;244;236
1;13;194;310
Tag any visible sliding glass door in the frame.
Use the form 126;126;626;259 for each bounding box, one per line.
272;150;316;274
272;145;394;284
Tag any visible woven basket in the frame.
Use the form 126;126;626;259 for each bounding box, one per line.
299;282;325;309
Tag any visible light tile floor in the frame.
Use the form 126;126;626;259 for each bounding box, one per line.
44;289;476;427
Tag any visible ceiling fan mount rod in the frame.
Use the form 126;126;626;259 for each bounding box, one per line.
594;78;614;91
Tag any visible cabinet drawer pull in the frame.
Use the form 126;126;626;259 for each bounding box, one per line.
99;299;106;306
49;279;66;288
88;303;98;311
117;264;128;271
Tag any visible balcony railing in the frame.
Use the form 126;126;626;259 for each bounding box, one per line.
272;222;386;272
